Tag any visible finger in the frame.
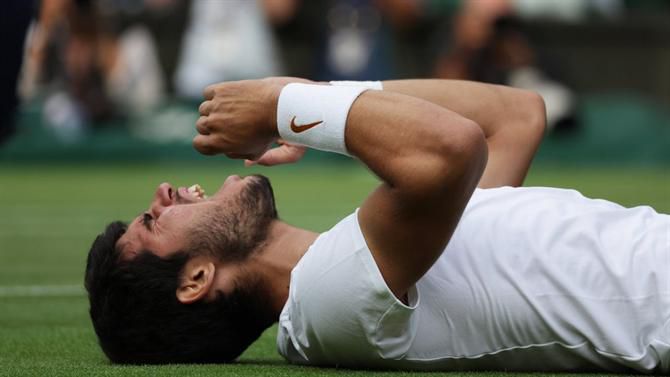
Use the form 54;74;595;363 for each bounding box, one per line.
254;148;285;166
244;159;257;167
203;85;216;100
195;116;210;135
198;100;212;116
192;134;217;155
255;144;306;166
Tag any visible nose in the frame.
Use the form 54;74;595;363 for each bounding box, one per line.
149;182;174;218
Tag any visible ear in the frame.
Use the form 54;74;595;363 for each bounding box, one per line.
176;257;216;304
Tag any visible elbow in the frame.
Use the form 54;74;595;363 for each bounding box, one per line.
392;115;487;199
425;118;488;195
449;118;488;187
519;90;547;143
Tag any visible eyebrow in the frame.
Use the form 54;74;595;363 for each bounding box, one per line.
140;212;152;231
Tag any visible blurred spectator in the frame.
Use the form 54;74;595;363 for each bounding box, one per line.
20;0;165;141
433;0;580;131
174;0;284;99
272;0;408;81
507;0;631;130
9;0;668;146
429;0;669;131
315;0;391;80
1;0;35;144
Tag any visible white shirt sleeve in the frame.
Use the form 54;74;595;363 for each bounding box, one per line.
277;210;419;367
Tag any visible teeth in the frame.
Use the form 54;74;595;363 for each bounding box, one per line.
187;184;206;199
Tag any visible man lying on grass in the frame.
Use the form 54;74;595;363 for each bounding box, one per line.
85;78;670;373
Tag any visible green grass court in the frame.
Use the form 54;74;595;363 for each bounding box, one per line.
1;162;668;377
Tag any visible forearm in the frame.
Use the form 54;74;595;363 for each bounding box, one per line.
382;79;541;138
345;90;487;198
381;79;546;187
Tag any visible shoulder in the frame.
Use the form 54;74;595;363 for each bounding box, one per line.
289;210;395;307
292;210;367;283
277;210;416;366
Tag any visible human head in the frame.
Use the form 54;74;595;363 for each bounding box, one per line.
84;175;278;364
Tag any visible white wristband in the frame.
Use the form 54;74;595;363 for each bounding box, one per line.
277;83;368;156
330;80;383;90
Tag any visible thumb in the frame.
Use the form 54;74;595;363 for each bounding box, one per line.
253;144;306;166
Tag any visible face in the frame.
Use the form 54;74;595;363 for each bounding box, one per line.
117;175;277;261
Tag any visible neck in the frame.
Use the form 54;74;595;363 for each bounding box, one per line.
250;221;318;316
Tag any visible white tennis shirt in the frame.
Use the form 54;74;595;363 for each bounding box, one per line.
277;186;670;373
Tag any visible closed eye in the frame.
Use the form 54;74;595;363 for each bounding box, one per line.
142;213;153;231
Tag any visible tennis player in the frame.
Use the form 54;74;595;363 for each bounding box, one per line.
85;78;670;373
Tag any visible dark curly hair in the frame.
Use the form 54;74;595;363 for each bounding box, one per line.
84;221;275;364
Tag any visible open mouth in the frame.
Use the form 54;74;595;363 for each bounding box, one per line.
179;184;207;201
175;176;244;203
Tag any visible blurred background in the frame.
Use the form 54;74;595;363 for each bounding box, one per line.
1;0;669;164
0;1;668;373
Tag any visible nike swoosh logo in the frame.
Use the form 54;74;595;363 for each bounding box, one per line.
290;116;323;133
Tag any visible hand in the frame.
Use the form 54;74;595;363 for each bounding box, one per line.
245;140;307;167
194;80;282;159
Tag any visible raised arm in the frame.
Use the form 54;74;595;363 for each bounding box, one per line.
347;90;488;298
381;80;546;188
246;78;545;188
193;80;487;300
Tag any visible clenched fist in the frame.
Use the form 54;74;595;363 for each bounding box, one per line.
194;77;313;160
194;80;282;159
